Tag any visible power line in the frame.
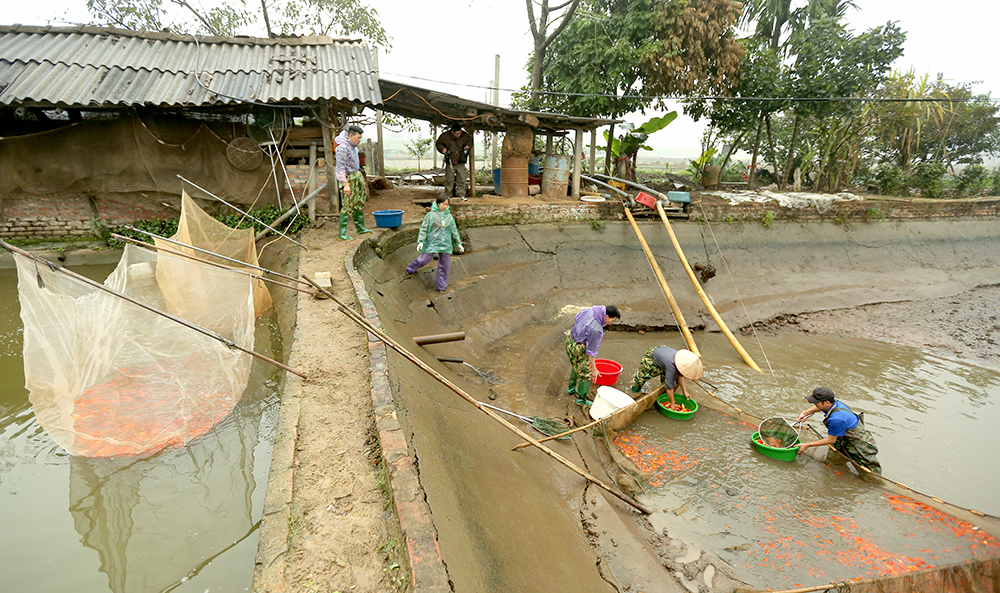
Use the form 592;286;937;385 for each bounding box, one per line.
383;71;1000;104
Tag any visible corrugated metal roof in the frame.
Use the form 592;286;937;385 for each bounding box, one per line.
0;25;381;108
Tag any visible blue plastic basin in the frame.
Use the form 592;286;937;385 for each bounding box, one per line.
372;209;403;228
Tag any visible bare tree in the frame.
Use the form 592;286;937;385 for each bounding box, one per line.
526;0;582;106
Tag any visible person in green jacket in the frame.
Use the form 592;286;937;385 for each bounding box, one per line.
405;196;464;292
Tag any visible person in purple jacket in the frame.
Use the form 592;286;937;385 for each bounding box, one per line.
565;305;620;404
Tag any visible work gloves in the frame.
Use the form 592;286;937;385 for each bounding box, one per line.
417;243;423;253
456;244;465;254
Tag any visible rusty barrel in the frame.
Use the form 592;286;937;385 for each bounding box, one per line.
541;154;571;197
500;156;528;197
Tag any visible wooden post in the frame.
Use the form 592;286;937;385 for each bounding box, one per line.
468;128;476;198
432;124;438;169
572;127;583;199
492;54;500;172
308;142;317;221
589;128;597;175
545;133;553;157
320;103;340;212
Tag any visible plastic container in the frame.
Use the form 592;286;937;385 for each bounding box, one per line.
593;359;622;386
493;168;502;194
655;392;698;420
751;432;800;461
372;209;403;228
590;386;634;420
667;191;690;203
635;192;658;209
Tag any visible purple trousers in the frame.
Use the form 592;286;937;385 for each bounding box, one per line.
406;252;451;291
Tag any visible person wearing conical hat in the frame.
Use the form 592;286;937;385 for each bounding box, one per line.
630;346;703;409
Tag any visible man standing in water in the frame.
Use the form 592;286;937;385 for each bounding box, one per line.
796;386;882;474
565;305;620;405
629;346;703;409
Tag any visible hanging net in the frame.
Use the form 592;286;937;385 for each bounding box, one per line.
15;243;256;457
155;190;272;319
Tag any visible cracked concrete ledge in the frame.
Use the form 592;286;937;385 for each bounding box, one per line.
345;242;452;593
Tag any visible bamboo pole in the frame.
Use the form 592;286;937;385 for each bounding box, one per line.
1;240;308;379
622;207;700;356
436;356;465;363
301;274;651;515
413;332;466;345
655;202;762;373
122;226;313;289
110;234;315;296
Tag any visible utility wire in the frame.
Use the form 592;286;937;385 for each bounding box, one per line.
383;71;999;104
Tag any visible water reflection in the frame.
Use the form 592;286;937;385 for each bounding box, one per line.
68;411;257;593
0;264;283;593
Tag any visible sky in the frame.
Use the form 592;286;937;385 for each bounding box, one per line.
7;1;998;159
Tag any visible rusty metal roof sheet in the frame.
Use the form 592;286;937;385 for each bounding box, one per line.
0;25;381;108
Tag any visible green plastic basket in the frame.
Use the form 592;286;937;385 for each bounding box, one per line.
751;431;800;461
655;392;698;420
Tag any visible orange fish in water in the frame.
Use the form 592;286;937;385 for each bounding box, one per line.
669;403;690;412
765;436;783;448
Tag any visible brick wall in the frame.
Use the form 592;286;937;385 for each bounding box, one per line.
0;193;178;240
286;164;332;208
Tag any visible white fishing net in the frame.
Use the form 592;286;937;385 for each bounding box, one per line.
16;240;256;457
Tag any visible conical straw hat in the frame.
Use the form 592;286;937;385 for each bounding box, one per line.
674;349;703;380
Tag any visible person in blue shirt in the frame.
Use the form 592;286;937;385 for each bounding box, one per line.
565;305;620;405
796;386;882;475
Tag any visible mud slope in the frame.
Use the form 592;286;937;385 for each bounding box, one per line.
354;218;1000;592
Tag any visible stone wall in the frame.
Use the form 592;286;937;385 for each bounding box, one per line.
690;196;1000;224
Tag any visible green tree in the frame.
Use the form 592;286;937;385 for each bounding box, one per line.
525;0;583;106
530;0;743;172
781;19;904;190
86;0;389;44
405;137;433;172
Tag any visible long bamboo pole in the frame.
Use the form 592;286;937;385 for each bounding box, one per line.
655;202;762;373
111;234;315;296
622;207;700;356
510;388;659;451
123;226;312;289
1;240;308;379
301;274;651;515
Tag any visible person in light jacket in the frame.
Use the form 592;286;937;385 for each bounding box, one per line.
565;305;620;404
334;124;373;240
405;196;464;292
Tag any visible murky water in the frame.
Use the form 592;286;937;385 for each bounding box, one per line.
0;264;283;593
480;325;1000;588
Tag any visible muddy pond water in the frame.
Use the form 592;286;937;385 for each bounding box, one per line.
484;325;1000;588
0;264;283;593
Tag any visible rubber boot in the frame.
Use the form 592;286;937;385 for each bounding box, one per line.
566;370;578;395
353;211;374;234
575;380;592;406
338;212;351;241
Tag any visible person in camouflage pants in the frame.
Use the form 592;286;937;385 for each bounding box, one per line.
564;305;620;405
796;386;882;475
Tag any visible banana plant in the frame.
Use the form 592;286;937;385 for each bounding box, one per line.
603;113;678;180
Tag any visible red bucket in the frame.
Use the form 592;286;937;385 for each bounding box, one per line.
594;359;623;386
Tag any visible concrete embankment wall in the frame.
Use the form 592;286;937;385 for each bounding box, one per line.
353;213;1000;592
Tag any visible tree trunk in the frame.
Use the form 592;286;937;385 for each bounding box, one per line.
604;122;615;176
765;114;780;189
719;130;747;173
781;113;801;188
748;115;764;189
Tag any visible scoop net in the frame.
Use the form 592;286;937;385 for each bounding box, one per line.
757;417;802;449
15;243;256;458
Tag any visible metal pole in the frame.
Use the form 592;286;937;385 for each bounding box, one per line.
255;182;327;242
308;142;317;221
374;48;385;177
